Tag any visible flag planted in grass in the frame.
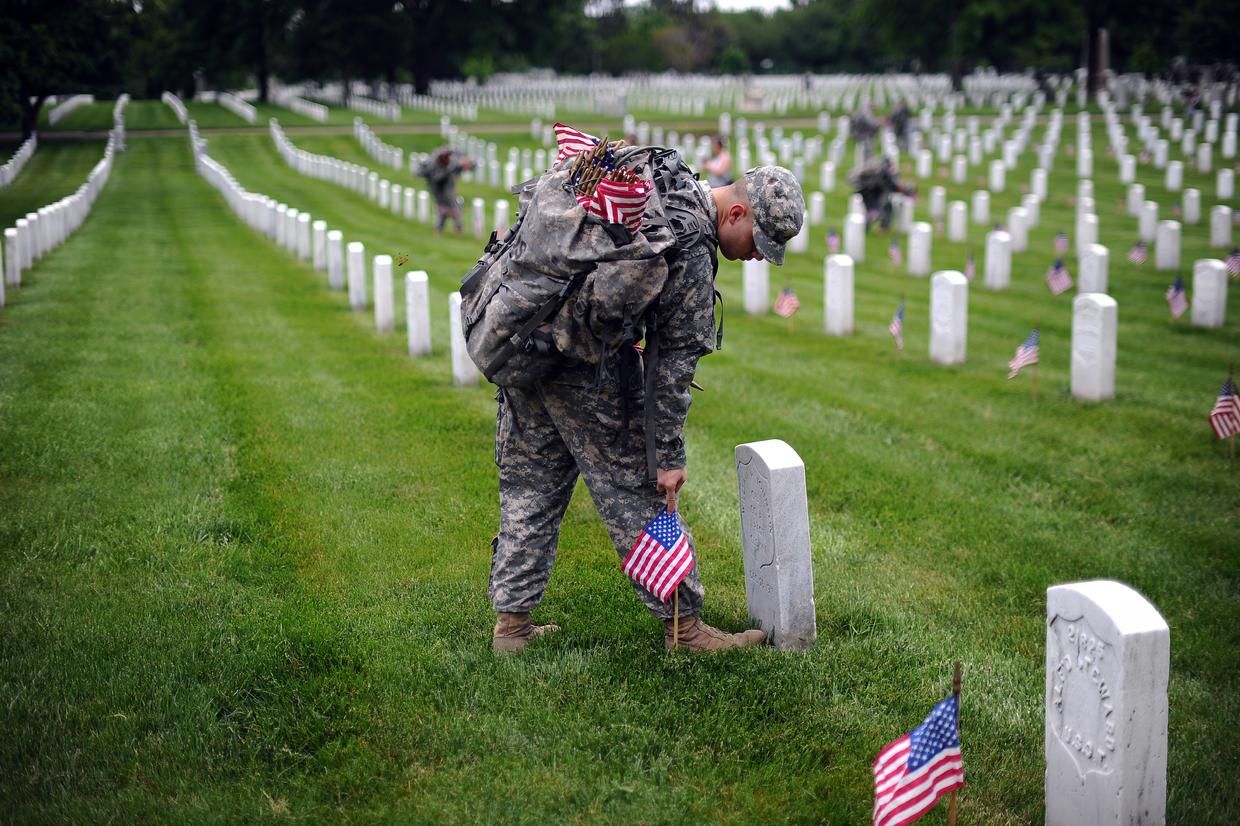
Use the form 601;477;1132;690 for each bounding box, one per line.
1226;248;1240;278
827;228;840;254
1128;241;1147;264
774;287;800;318
872;695;965;826
1007;326;1039;379
1054;230;1069;255
1166;276;1188;319
889;238;902;266
963;249;975;281
889;300;905;351
622;508;694;602
1046;259;1073;295
1209;376;1240;440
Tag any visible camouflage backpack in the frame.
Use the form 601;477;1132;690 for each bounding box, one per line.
459;142;713;387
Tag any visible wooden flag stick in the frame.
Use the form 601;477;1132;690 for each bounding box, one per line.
1031;320;1040;401
668;487;679;648
949;660;962;826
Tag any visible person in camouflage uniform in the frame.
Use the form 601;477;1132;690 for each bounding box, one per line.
851;155;913;232
491;165;805;654
418;147;472;234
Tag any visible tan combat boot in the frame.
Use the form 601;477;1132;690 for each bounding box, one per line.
663;614;766;652
492;612;560;654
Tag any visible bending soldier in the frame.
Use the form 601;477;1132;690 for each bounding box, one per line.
418;147;472;234
488;164;805;654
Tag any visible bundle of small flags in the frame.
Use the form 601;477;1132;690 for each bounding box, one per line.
872;695;965;826
963;250;975;281
1046;259;1073;295
774;287;800;318
827;228;840;254
889;239;902;266
1007;326;1039;379
1166;276;1188;319
622;507;695;603
1209;376;1240;440
1226;248;1240;278
1127;240;1147;264
554;123;650;231
889;300;905;351
1054;231;1069;255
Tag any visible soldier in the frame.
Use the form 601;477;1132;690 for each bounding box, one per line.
418;147;473;234
888;99;911;152
490;165;804;654
850;103;879;164
850;155;913;232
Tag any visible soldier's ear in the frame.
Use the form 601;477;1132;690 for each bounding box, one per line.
726;202;748;225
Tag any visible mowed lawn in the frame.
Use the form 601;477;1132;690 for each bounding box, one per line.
0;128;1237;823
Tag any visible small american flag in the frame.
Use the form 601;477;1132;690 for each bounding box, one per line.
963;250;975;281
1166;276;1188;319
1007;326;1039;378
1171;203;1182;218
774;287;800;318
553;122;599;164
1226;248;1240;277
889;238;903;265
1128;241;1147;264
827;228;840;253
1210;376;1240;439
889;300;905;350
1054;231;1069;255
1046;259;1073;295
872;695;965;826
622;508;695;603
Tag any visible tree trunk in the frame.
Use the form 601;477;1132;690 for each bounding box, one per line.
255;1;269;102
20;94;45;140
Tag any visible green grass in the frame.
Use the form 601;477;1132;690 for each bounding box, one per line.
0;140;107;228
0;119;1237;823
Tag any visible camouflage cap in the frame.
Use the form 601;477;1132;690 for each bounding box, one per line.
744;166;804;265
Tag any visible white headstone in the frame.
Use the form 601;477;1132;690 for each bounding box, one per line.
1154;220;1180;270
1008;207;1029;252
1119;154;1135;184
917;150;932;179
449;291;477;387
1210;206;1233;247
947;201;967;242
326;230;345;289
406;271;431;356
989;159;1006;192
789;221;809;254
908;222;932;276
1045;580;1168;825
929;271;967;365
1191;259;1227;328
1071;293;1118;401
1023;193;1041;229
379;179;390;209
735;439;816;652
743;259;769;315
971;190;990;225
1079;244;1109;294
312;220;327;272
1196;143;1212;173
1075;213;1098;258
3;228;18;288
417;191;430;224
347;241;367;310
1126;183;1145;217
844;213;866;262
1165;161;1182;192
471;197;486;238
824;254;853;336
809;192;825;226
819;161;836;192
404;187;415;219
373;255;394;332
984;230;1012;291
1139;201;1158;243
494;200;510;236
1076;147;1092;178
1218;169;1234;200
296;213;311;261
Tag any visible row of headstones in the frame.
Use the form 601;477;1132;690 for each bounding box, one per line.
736;441;1169;822
1;130;120;308
301;83;401;121
191;120;478;385
162;91;188;125
743;253;1229;392
354;117;403;171
216;92;257;124
0;132;37;189
47;94;94;126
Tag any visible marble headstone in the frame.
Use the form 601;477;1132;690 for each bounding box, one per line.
929;270;968;365
1079;244;1109;294
406;271;431;356
1071;294;1117;401
347;241;368;310
373;255;394;332
449;292;477;387
743;259;769;315
824;254;853;336
1191;259;1227;329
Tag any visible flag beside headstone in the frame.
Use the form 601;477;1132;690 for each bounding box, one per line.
872;695;965;826
622;508;695;603
1209;376;1240;440
889;238;902;266
1046;260;1073;295
1226;248;1240;277
827;228;840;254
1128;241;1147;264
1054;230;1069;255
1165;276;1188;318
1008;326;1039;379
773;287;800;318
889;300;905;351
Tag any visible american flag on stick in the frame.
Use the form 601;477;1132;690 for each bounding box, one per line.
1046;259;1073;295
1128;241;1147;264
1226;248;1240;278
889;238;903;266
553;122;599;164
963;250;975;281
622;507;695;603
554;122;652;232
774;287;800;318
1054;231;1069;255
1209;375;1240;440
889;300;905;351
1166;276;1188;319
872;694;965;826
827;228;840;254
1007;326;1039;379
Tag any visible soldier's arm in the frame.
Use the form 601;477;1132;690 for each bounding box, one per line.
651;246;716;469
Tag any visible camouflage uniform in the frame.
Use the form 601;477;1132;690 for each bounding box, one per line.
489;175;719;620
419;147;466;232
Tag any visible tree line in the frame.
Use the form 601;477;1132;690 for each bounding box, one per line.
2;0;1236;137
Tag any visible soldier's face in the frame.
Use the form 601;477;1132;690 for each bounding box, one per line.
718;204;762;261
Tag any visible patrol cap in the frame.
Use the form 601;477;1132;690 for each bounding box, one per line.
744;165;804;265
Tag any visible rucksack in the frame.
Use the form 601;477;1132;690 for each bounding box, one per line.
459;142;715;388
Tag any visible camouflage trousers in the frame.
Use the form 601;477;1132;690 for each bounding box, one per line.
489;379;705;620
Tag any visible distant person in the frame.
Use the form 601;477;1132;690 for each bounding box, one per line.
850;104;879;163
418;147;473;234
888;99;911;152
703;135;733;187
850;155;914;232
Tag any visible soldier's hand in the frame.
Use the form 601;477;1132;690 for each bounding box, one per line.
657;467;686;512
